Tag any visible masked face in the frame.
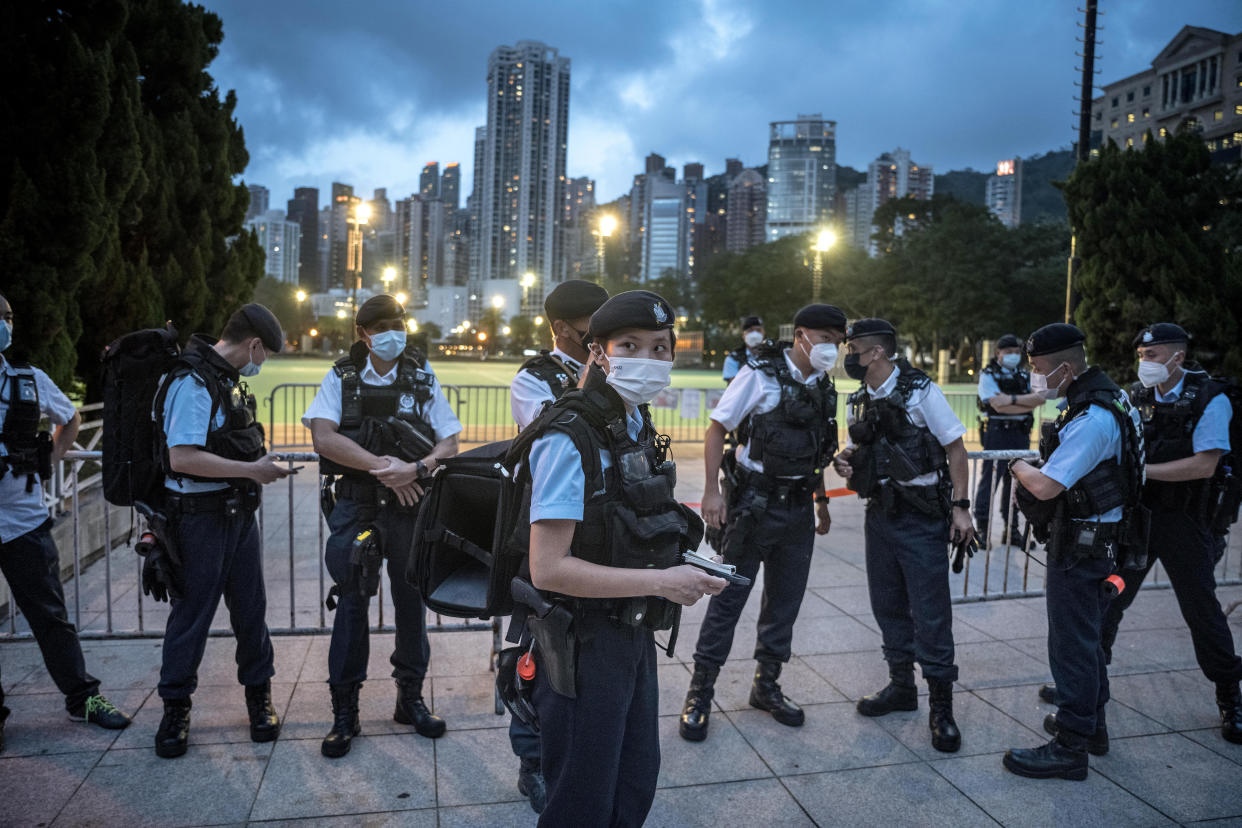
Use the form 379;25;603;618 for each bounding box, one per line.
743;330;764;348
1030;362;1071;399
368;329;407;362
0;319;10;353
808;342;838;372
240;340;264;377
1000;352;1022;370
843;344;878;382
1136;351;1181;388
604;356;673;406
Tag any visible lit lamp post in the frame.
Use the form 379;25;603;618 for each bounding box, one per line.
520;271;536;317
347;202;372;311
812;228;836;303
595;214;616;282
295;289;307;349
382;265;397;295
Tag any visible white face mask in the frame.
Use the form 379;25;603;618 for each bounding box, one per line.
1000;353;1021;370
808;342;838;373
369;329;407;361
743;330;764;348
1030;363;1069;400
1136;352;1180;388
604;356;672;407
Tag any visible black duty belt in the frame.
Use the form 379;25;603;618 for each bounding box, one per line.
737;467;817;502
165;488;255;515
987;418;1030;429
334;476;388;504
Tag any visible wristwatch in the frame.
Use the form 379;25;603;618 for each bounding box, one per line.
415;460;428;477
952;498;970;510
1010;393;1018;405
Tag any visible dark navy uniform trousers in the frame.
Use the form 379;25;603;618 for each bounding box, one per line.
0;519;100;712
324;493;429;687
160;504;274;699
1102;510;1242;684
694;484;815;669
533;615;658;828
973;420;1030;531
1046;550;1114;737
864;501;958;683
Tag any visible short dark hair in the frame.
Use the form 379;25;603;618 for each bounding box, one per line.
855;333;896;358
1042;343;1087;370
221;309;264;345
356;294;406;329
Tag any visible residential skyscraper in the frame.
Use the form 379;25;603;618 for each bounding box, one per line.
328;182;357;290
286;186;320;289
245;184;270;221
420;163;440;198
476;40;571;317
845;148;934;252
726;169;767;253
985;158;1023;228
440;163;461;212
765;114;837;242
246;209;301;284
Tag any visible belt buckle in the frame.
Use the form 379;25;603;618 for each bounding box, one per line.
225;495;241;517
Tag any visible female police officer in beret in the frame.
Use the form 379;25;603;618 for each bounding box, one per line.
516;290;726;826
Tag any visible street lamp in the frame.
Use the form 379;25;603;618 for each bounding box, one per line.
395;291;408;307
491;294;505;310
382;266;397;292
811;228;836;303
595;214;616;282
533;315;544;326
347;201;372;311
521;271;536;317
295;289;307;303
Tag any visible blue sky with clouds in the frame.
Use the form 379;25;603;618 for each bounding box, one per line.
201;0;1240;207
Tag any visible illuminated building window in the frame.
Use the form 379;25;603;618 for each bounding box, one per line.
1159;127;1168;137
1125;137;1134;148
1111;119;1119;128
1143;107;1150;118
1127;113;1135;123
1214;110;1223;121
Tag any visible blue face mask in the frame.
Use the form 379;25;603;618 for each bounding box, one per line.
369;329;407;361
239;341;262;377
1000;353;1021;370
0;320;10;352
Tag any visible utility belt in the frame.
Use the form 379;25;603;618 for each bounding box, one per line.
981;416;1032;432
735;466;817;504
164;485;260;516
334;475;394;506
1046;519;1123;564
868;479;951;520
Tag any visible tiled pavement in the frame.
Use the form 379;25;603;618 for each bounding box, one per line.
3;462;1242;827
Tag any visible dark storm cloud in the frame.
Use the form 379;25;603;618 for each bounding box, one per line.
200;0;1241;206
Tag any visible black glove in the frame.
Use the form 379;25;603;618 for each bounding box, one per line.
137;533;185;603
950;536;977;574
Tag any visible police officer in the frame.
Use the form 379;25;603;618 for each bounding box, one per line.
1105;324;1240;743
974;334;1040;546
154;303;290;758
510;279;609;429
721;315;764;384
680;304;841;742
506;279;608;813
518;290;726;826
0;293;131;753
303;294;461;758
833;318;973;753
1003;322;1144;780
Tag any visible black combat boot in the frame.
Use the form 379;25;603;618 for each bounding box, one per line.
679;663;719;742
155;698;192;759
1042;712;1108;755
857;663;918;717
394;681;446;738
1038;684;1056;704
1217;681;1242;744
244;681;281;743
927;679;961;753
749;662;804;727
517;757;547;814
1003;728;1089;781
321;683;361;758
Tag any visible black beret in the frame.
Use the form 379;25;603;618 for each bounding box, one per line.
1025;323;1085;357
794;304;847;332
741;315;763;330
544;279;609;322
844;317;896;342
588;290;675;341
1132;322;1189;348
995;333;1023;349
356;294;406;328
237;303;284;353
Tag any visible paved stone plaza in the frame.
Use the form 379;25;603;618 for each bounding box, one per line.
2;461;1241;827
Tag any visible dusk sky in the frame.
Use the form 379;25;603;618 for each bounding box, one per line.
200;0;1240;207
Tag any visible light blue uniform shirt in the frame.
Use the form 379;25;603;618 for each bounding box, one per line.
0;357;77;542
978;367;1028;421
721;352;745;383
162;372;230;493
1150;372;1232;454
528;407;643;523
1042;400;1140;523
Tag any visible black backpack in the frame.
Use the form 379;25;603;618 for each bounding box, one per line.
1209;377;1242;534
100;324;181;506
407;440;527;618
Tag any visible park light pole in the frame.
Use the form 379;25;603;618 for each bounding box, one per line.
812;228;836;303
382;265;396;295
521;271;536;317
295;289;307;348
595;213;616;282
347;201;372;312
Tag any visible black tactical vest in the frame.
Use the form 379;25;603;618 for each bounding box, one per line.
740;347;838;477
0;361;53;490
726;345;749;370
978;361;1033;426
157;336;266;486
846;359;948;498
319;342;438;479
1037;367;1144;522
518;367;698;633
1130;370;1222;514
519;350;580;401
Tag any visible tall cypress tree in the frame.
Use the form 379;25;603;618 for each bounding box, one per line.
1061;129;1241;377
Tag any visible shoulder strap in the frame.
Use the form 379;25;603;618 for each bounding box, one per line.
333;354;363;428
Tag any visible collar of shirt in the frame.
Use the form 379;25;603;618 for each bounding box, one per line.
361;354;399;386
781;349;814;384
866;361;900;398
550;347;583;373
1154;373;1187;403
